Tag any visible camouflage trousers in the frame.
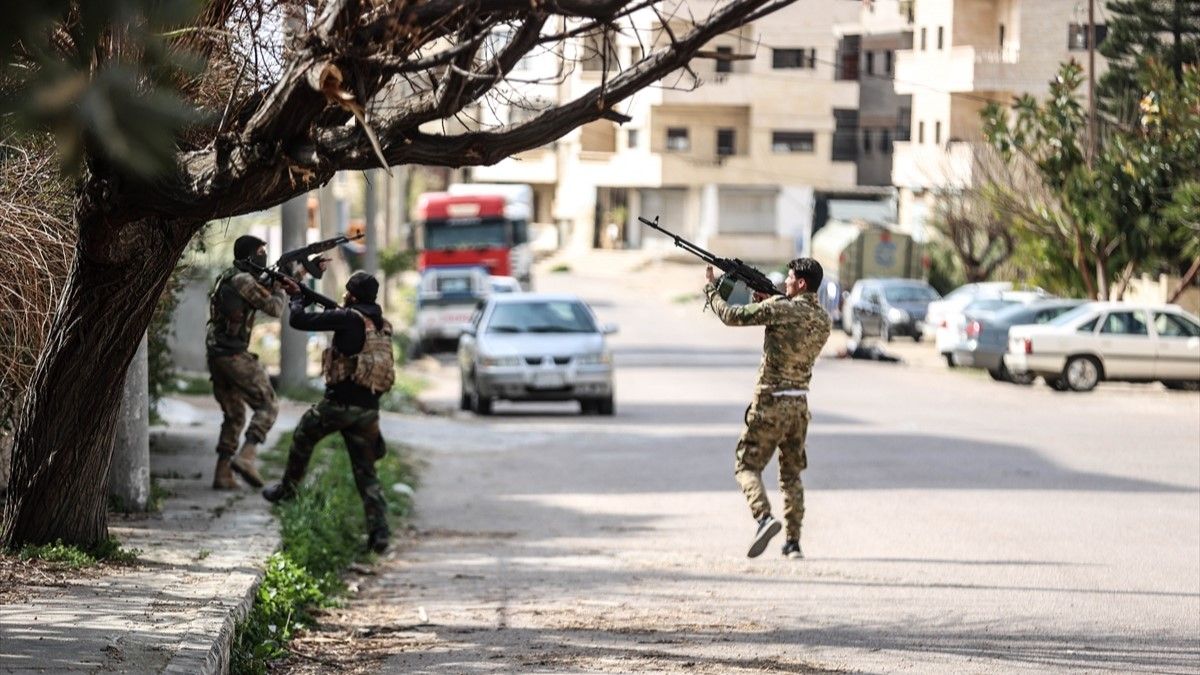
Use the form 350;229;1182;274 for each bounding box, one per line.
209;353;278;457
735;393;811;541
282;399;388;534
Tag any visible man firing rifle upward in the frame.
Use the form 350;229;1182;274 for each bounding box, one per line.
640;217;832;559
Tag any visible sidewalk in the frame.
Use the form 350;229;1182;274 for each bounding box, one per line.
0;397;299;674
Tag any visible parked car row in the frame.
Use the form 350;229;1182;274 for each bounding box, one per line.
841;277;1200;393
1005;303;1200;392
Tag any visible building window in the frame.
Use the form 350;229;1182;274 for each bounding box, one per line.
885;50;894;74
772;131;815;153
935;120;942;144
881;128;892;153
627;128;640;149
999;24;1006;48
715;46;733;74
1068;23;1108;51
865;51;875;75
832;109;859;161
862;129;873;154
920;27;927;50
937;26;945;49
716;128;736;157
772;48;815;69
918;120;925;143
666;127;690;151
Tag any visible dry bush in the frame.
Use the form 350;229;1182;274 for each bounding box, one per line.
0;140;75;429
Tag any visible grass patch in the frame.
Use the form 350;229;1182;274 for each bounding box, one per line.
279;384;325;404
162;374;213;396
19;538;140;568
549;263;571;273
380;371;426;414
231;431;416;674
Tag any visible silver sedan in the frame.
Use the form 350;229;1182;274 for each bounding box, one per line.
457;293;617;415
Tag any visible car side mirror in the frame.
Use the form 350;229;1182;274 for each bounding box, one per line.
601;323;619;335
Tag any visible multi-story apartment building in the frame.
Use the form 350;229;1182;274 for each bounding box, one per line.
842;0;914;187
471;1;865;261
891;0;1108;238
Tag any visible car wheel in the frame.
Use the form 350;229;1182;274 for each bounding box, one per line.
579;399;598;415
471;375;494;415
1045;376;1068;391
911;331;922;343
987;368;1007;382
1008;370;1036;386
597;396;615;416
1163;380;1200;391
1063;356;1101;392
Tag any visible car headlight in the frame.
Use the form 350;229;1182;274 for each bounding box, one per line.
887;308;909;323
480;355;522;367
576;352;612;365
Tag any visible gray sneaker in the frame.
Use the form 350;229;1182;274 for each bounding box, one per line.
782;539;803;559
747;515;782;558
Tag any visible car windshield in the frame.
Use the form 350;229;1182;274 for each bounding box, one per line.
1049;304;1097;327
966;298;1017;312
424;218;510;249
487;300;597;334
884;285;939;302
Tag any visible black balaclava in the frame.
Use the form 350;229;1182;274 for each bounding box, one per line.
345;271;379;304
234;235;268;269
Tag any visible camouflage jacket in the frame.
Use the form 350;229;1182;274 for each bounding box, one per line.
704;284;832;393
206;266;287;358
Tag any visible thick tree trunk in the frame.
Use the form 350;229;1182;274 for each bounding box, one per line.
1;210;195;549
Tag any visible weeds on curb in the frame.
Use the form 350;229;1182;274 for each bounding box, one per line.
230;431;415;674
18;538;141;568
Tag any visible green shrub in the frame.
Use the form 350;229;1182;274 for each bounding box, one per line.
230;432;415;674
549;263;571;273
19;538;140;567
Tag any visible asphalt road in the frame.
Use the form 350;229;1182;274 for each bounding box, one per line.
287;264;1200;674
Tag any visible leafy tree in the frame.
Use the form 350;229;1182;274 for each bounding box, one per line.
982;60;1200;299
1100;0;1200;117
1;0;800;549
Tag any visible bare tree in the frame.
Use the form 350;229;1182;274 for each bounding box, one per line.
927;148;1017;283
1;0;796;548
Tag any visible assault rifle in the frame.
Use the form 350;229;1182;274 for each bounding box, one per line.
239;258;341;310
637;216;782;297
276;233;364;280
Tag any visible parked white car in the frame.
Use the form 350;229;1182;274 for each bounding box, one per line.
927;282;1013;365
1004;302;1200;392
458;293;617;415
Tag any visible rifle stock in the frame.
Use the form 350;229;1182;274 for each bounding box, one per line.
239;258;341;310
637;216;782;297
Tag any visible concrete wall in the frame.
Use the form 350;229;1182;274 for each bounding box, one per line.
1126;274;1200;316
168;271;216;375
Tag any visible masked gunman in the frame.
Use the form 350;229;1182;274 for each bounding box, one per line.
206;235;287;490
704;259;831;559
263;272;395;553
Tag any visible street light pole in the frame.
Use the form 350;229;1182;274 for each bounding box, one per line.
1087;0;1097;166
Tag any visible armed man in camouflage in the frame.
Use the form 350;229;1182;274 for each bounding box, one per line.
207;235;287;490
704;258;832;559
263;272;395;553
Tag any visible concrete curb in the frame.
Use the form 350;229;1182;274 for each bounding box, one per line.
163;570;263;675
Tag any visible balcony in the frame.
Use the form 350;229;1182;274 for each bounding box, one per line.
895;45;1020;95
470;146;557;185
660;71;758;107
891;140;976;190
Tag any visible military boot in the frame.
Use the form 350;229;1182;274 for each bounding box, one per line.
212;457;239;490
230;442;264;488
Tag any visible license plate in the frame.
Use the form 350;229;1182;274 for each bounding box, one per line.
532;372;565;389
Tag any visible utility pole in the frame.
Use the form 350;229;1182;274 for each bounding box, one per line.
278;194;309;390
1087;0;1097;166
